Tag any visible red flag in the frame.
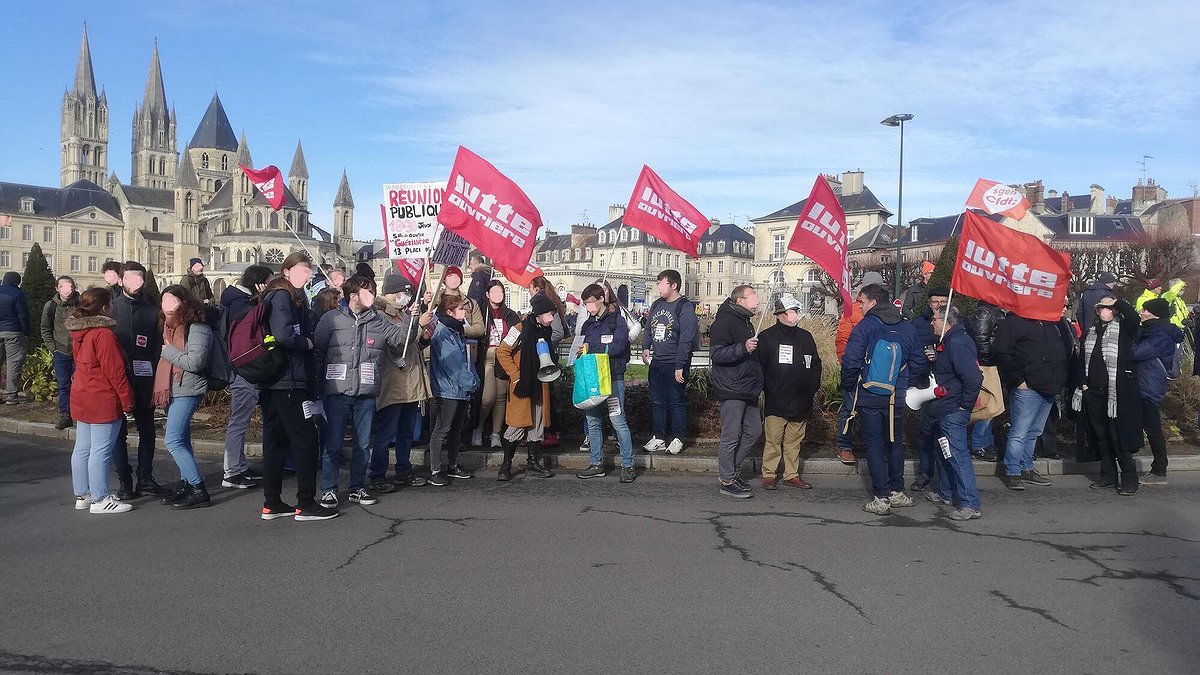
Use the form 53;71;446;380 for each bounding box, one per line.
394;258;426;290
622;165;706;258
786;175;852;318
965;178;1031;221
496;260;543;287
437;146;542;274
239;164;287;212
952;211;1071;321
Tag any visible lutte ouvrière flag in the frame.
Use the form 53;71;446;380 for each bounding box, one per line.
621;165;706;258
951;211;1071;321
786;175;852;318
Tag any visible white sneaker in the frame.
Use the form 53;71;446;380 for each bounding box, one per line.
666;438;684;455
644;437;666;453
490;433;502;449
888;491;915;508
863;496;891;515
579;438;591;452
74;495;90;510
470;430;483;447
319;490;339;509
90;495;132;514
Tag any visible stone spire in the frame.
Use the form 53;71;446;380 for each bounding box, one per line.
141;38;168;116
72;23;97;99
333;170;354;208
235;131;252;168
289;140;309;179
175;149;199;189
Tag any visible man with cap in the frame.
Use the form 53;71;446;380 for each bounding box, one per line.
180;258;213;305
1131;297;1184;485
835;270;883;464
1078;272;1118;334
756;293;822;490
496;292;559;479
0;271;29;405
901;261;935;320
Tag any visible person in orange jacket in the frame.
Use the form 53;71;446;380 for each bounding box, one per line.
835;271;884;464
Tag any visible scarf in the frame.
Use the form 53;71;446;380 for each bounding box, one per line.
515;316;552;404
436;312;465;335
1083;319;1121;417
153;315;187;406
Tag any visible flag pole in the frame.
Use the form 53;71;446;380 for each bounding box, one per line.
398;221;441;365
600;223;623;283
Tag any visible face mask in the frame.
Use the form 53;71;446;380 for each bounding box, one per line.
397;293;412;308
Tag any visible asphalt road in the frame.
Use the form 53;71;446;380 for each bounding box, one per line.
1;431;1199;674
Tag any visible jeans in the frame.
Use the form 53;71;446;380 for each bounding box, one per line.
322;394;376;492
371;402;422;480
71;419;121;500
970;419;994;450
717;399;762;482
1141;398;1167;475
586;380;634;468
916;407;940;480
648;360;687;441
52;351;74;415
1003;388;1054;476
836;387;854;450
113;385;157;482
223;375;257;478
164;395;204;486
858;405;905;497
430;398;468;470
262;389;320;507
0;331;26;396
936;408;980;510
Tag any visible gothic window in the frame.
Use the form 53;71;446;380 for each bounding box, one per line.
270;212;279;229
184;193;193;219
342;212;350;232
151;217;159;232
158;129;164;147
201;153;209;169
236;250;243;263
147;157;154;174
159;158;165;176
286;213;293;227
264;248;285;264
243;212;249;229
255;212;263;229
221;155;228;171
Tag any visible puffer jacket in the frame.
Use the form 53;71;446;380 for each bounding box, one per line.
1132;320;1184;405
314;301;406;398
66;314;133;423
708;298;764;402
161;322;213;397
971;302;1005;366
41;293;79;354
993;313;1074;396
429;320;479;401
375;299;431;409
0;282;29;333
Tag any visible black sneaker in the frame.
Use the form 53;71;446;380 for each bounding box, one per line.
221;473;259;489
619;467;636;483
910;474;931;491
427;471;448;487
576;465;607;479
392;471;427;487
55;414;73;430
294;504;339;521
136;477;172;498
1140;473;1167;486
261;501;295;520
1117;481;1140;496
1020;469;1052;487
1089;480;1118;490
319;490;339;509
970;446;998;462
347;488;379;505
368;478;397;494
242;468;264;481
1001;474;1025;491
719;480;753;499
447;465;473;480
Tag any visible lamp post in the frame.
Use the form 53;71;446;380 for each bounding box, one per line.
881;113;914;299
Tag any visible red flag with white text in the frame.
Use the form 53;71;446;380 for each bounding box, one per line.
437;146;542;274
951;211;1070;321
394;258;426;290
965;178;1031;221
497;260;543;288
786;175;852;318
239;164;288;212
622;165;706;258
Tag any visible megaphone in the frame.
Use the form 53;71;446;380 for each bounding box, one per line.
536;338;562;383
905;375;939;411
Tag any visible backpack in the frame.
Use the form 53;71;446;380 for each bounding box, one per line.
1166;342;1184;380
861;324;905;395
227;291;287;386
198;305;232;391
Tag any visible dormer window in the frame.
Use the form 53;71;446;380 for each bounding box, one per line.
19;197;34;214
1069;216;1094;235
910;224;918;242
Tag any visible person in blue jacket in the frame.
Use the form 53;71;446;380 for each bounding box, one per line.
840;283;928;516
0;271;31;406
1131;298;1184;485
574;283;636;483
924;306;984;521
427;293;481;486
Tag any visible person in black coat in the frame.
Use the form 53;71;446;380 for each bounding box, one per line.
709;285;764;498
1131;298;1184;484
756;294;821;489
910;287;948;491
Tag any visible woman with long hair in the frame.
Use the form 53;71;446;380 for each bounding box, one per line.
67;287;134;514
472;280;520;449
154;285;214;509
427;293;480;485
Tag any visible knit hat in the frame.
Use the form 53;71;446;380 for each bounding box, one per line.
1143;298;1170;319
2;271;20;286
1098;272;1117;284
773;293;803;315
189;258;203;268
530;293;555;317
921;261;935;275
927;286;950;298
381;273;410;296
355;262;376;280
1145;277;1162;289
857;271;885;292
443;265;463;283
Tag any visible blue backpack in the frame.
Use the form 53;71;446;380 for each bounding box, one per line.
861;324;905;395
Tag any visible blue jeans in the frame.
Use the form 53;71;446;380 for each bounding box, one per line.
936;408;980;510
72;420;121;500
586;380;634;468
52;351;74;415
1004;388;1054;476
648;360;687;441
836;387;854;450
322;394;376;492
858;405;905;498
970;419;994;450
916;407;940;480
371;402;422;480
164;395;204;485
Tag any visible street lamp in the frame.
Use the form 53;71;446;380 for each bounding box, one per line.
881;113;914;299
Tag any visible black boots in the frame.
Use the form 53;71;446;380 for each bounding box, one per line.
116;475;138;501
172;481;211;509
497;438;517;481
526;441;554;478
160;480;191;505
136;477;172;498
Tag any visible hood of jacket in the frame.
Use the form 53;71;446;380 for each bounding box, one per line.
65;314;115;331
867;304;903;325
716;298;755;322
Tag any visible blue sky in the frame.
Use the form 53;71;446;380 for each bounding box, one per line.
3;0;1198;241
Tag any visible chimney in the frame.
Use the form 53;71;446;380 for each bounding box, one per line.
1106;196;1118;214
841;169;864;196
1061;191;1072;212
1048;189;1059;198
608;203;626;222
822;173;843;193
1090;184;1105;214
1022;179;1044;206
708;217;721;236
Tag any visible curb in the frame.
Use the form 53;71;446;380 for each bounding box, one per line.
6;417;1200;476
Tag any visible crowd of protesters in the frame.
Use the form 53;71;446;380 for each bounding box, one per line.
0;256;1193;522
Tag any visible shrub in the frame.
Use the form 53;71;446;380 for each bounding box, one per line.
20;347;57;402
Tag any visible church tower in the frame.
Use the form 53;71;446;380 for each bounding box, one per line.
60;24;109;186
173;151;200;266
288;141;309;206
131;40;178;189
333;170;354;260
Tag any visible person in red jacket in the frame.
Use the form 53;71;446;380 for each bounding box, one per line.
67;288;135;514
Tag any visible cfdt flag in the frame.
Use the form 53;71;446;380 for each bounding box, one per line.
497;260;543;287
622;165;705;258
239;164;288;211
786;175;852;317
437;146;543;274
966;178;1032;221
952;211;1071;322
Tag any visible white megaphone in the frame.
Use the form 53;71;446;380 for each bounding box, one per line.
905;375;939;411
536;338;562;383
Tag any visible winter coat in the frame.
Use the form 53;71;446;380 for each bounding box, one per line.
161;322;213;397
429;320;479;401
709;299;764;402
1131;320;1184;405
467;267;492;306
1161;280;1189;328
41;294;78;354
1077;280;1113;334
220;284;256;328
496;325;551;429
929;321;983;418
835;301;863;361
840;304;928;407
757;320;822;420
0;282;30;334
431;288;485;340
641;296;700;370
180;271;213;304
992;313;1073;397
264;287;316;393
314;302;407;398
579;307;630;381
900;282;926;320
971;302;1005;366
111;290;161;391
476;303;522;372
375;299;431;409
1080;299;1143;452
66;314;133;423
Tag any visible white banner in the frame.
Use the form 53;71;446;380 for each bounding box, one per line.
382;182;443;260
